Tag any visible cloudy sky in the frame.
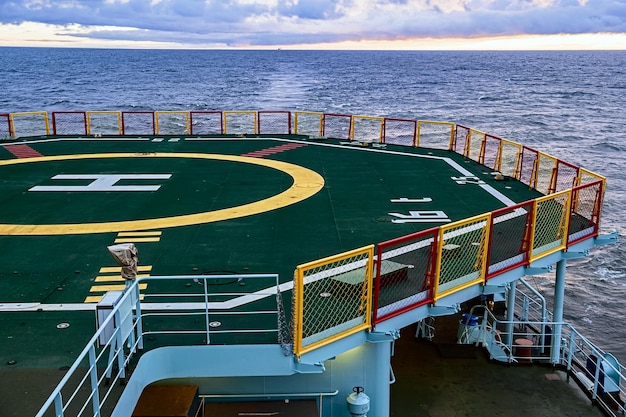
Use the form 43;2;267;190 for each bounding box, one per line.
0;0;625;49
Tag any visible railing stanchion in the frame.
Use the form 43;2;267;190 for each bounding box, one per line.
89;345;101;417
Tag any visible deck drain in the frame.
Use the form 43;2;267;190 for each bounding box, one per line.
56;322;70;329
209;321;222;328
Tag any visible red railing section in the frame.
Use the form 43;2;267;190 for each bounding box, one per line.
519;146;539;186
0;113;12;138
382;117;417;146
52;111;88;135
486;201;534;278
482;133;503;170
372;228;439;324
552;159;580;193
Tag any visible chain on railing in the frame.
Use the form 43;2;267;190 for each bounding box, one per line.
434;213;491;301
373;229;438;324
530;190;571;261
292;246;374;358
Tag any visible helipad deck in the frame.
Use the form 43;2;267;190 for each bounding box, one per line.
0;136;539;308
0;109;613;417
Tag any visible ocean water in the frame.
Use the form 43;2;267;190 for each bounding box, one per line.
0;47;625;360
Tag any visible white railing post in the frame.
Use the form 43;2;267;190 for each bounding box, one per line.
89;345;101;417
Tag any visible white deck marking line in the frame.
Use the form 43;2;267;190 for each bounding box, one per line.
217;137;519;207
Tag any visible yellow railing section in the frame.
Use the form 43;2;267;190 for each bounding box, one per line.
351;115;384;143
416;120;455;149
86;111;122;135
224;111;258;135
156;111;190;135
497;138;523;178
10;111;50;136
292;245;374;359
466;128;486;162
529;190;572;261
533;152;558;195
294;111;323;136
434;213;491;301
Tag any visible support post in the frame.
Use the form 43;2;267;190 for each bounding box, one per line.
505;283;516;346
368;341;392;417
551;259;566;365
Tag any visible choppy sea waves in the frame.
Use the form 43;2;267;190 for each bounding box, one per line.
1;48;625;360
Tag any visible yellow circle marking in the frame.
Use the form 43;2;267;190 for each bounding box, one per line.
0;152;325;235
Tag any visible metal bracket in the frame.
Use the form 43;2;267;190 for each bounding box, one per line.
595;230;619;246
525;264;553;275
294;361;325;374
482;284;507;295
367;329;400;343
429;303;460;316
563;249;589;259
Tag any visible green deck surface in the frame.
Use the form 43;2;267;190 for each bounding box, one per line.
0;136;542;369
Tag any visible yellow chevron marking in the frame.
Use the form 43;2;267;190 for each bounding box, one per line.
84;294;145;303
117;231;162;237
95;274;151;282
90;283;148;292
114;237;161;243
99;265;153;273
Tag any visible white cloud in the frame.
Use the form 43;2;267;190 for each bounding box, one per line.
0;0;624;48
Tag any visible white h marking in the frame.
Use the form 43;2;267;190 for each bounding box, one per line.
29;174;172;192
